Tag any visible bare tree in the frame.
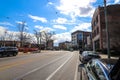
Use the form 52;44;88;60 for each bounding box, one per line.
42;31;55;49
17;21;28;47
33;30;43;52
0;30;8;46
7;32;14;40
34;30;40;44
33;29;55;50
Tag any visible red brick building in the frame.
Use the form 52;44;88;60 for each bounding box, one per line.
92;4;120;51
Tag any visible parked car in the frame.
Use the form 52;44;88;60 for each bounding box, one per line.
85;59;110;80
109;57;120;80
79;58;119;80
79;51;101;64
0;47;18;57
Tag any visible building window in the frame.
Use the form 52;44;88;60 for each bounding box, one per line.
94;21;96;26
94;30;96;37
97;27;99;35
92;23;94;28
95;39;100;50
92;32;94;38
96;15;98;23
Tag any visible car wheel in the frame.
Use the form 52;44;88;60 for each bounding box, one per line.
80;67;83;80
13;53;17;56
0;54;3;57
79;56;81;61
7;52;13;57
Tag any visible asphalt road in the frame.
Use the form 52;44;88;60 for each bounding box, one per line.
0;51;79;80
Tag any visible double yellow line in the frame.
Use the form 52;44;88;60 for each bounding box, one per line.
0;55;49;71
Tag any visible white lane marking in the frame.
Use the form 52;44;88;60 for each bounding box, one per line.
13;54;68;80
46;53;73;80
74;52;78;80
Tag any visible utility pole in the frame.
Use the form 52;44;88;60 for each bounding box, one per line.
104;0;110;59
39;32;42;52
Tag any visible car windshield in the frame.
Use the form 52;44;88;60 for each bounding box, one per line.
0;0;120;80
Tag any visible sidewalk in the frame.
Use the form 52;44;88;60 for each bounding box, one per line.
99;53;119;64
18;50;42;55
18;52;31;55
99;53;119;59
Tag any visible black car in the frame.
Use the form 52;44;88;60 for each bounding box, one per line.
79;51;101;64
79;58;119;80
0;47;18;57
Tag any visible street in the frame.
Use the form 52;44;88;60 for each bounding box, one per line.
0;51;79;80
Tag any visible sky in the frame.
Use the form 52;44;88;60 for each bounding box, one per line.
0;0;120;46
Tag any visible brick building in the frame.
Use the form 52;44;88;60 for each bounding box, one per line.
92;4;120;51
59;41;71;50
71;30;91;50
47;40;53;50
0;40;21;47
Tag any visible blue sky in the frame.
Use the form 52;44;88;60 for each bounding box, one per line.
0;0;119;46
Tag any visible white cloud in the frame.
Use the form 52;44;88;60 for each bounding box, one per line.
35;25;44;30
28;14;47;23
71;23;91;32
47;2;54;5
0;26;7;36
114;0;120;3
0;26;36;42
4;31;18;41
53;25;67;30
53;32;71;46
56;0;96;18
0;26;19;40
53;17;67;24
40;27;55;32
25;27;29;30
52;17;77;25
16;21;28;30
16;21;27;25
0;22;13;26
16;21;23;24
34;25;55;33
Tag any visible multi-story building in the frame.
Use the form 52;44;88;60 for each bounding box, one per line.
47;40;53;50
92;4;120;51
59;41;71;50
87;34;92;50
71;30;91;50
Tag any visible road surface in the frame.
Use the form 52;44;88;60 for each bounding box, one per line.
0;51;79;80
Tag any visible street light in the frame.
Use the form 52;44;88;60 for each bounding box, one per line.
104;0;110;59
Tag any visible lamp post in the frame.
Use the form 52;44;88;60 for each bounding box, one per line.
104;0;110;59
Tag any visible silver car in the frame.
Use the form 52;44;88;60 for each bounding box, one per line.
79;58;119;80
79;51;101;64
